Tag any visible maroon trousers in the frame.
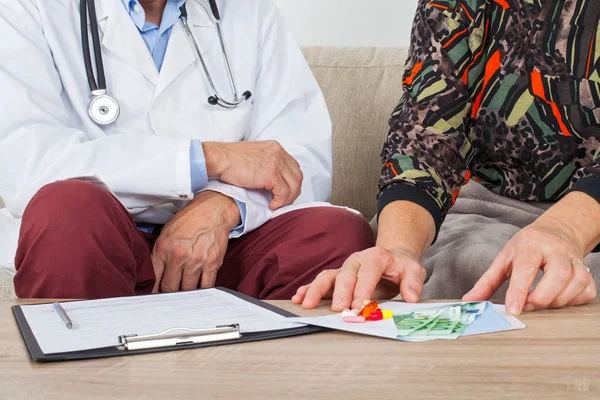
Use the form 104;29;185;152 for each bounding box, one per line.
14;181;375;300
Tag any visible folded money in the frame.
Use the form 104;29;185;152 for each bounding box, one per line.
394;302;487;340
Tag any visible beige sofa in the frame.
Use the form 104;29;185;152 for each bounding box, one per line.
0;46;408;299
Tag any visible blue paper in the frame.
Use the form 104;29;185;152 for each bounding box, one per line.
462;302;510;335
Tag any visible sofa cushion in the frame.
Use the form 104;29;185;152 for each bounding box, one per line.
0;268;15;299
302;46;408;220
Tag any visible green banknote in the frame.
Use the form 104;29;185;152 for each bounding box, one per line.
410;315;441;335
395;302;488;340
393;307;446;336
411;305;461;337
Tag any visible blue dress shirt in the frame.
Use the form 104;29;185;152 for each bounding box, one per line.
122;0;246;234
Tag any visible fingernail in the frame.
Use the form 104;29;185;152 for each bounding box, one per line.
508;300;521;315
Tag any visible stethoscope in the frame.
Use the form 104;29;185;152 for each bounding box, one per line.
80;0;252;126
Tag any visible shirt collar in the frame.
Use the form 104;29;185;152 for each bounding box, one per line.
121;0;187;33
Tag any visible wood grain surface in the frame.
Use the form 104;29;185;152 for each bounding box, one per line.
1;299;599;400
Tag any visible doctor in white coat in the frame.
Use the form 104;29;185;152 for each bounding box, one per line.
0;0;374;299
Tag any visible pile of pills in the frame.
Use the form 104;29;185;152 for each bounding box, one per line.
342;300;393;323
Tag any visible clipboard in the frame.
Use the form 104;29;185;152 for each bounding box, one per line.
12;287;324;363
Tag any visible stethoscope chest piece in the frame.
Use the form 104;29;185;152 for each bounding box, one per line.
88;92;120;126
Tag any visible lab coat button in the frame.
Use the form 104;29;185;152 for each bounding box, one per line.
179;194;190;200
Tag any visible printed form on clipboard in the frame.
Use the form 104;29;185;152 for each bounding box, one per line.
12;288;321;362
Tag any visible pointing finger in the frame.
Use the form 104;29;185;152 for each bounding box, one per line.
352;251;388;309
399;261;426;303
505;248;543;315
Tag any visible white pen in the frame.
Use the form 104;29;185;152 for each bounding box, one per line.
53;302;73;329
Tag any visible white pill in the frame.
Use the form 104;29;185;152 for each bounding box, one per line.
341;309;358;317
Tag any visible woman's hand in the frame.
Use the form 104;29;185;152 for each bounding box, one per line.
292;246;427;311
464;216;597;314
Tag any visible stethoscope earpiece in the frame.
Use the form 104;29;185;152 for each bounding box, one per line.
179;3;252;110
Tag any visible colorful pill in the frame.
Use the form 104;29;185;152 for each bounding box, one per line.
341;308;358;317
343;316;366;323
368;310;383;321
382;310;393;319
358;300;379;318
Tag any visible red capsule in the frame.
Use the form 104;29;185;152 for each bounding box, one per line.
368;310;383;321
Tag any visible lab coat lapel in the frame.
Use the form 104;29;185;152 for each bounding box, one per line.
95;0;159;86
154;1;218;100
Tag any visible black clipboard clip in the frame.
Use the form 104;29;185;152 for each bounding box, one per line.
118;324;241;351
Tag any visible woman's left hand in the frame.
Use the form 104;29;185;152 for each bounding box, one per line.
463;217;597;315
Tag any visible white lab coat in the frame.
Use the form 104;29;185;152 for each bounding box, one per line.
0;0;337;270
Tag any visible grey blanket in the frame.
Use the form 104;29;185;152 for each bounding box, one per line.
420;181;600;300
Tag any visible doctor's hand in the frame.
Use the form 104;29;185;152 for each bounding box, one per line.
292;247;427;311
151;191;240;293
203;141;303;210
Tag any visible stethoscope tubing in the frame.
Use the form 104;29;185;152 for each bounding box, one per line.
80;0;106;94
80;0;253;126
179;2;252;109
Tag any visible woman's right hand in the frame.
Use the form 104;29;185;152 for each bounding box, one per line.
292;246;427;311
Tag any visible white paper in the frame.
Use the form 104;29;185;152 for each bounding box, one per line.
292;301;525;341
20;289;305;354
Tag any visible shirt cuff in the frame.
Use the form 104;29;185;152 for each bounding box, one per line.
231;199;247;236
377;182;444;244
570;175;600;253
190;140;209;193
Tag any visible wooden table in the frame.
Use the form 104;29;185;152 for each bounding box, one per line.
1;300;599;400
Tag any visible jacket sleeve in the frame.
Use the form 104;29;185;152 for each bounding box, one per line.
199;0;332;238
0;0;193;219
378;0;487;237
571;161;600;204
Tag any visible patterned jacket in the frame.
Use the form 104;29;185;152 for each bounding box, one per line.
379;0;600;237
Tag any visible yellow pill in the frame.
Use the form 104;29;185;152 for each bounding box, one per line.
382;310;393;319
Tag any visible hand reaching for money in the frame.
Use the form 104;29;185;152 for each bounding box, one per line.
292;247;427;311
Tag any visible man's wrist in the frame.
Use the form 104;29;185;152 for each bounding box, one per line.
192;190;241;231
202;142;226;179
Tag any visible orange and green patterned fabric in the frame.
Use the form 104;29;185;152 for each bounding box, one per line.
379;0;600;234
